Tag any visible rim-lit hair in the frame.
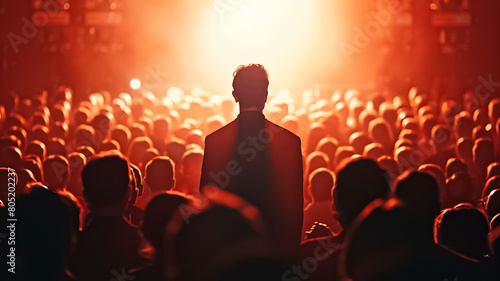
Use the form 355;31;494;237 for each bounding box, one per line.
232;64;269;107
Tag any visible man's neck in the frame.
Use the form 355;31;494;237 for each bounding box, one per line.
239;106;263;113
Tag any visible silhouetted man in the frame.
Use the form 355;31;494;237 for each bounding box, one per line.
69;153;144;281
200;64;303;251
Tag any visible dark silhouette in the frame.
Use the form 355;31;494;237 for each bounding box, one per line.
69;153;145;281
16;188;78;281
131;191;191;281
200;64;303;251
297;157;390;281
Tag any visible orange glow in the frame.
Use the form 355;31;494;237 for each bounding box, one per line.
201;0;339;92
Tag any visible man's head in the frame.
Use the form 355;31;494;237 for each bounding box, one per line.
43;155;69;191
333;158;390;229
81;154;131;213
144;156;175;193
232;64;269;110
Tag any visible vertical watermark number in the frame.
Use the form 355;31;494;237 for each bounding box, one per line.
6;168;16;274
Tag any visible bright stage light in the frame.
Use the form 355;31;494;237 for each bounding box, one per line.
130;78;141;90
192;0;342;92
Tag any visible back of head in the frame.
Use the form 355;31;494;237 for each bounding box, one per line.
483;176;500;201
434;207;490;260
17;188;76;279
0;146;22;168
181;149;203;177
172;204;260;281
43;155;69;191
486;189;500;222
144;156;175;192
456;137;473;162
487;162;500;180
153;115;170;140
128;136;153;166
445;158;467;179
142;191;189;250
474;138;495;170
368;118;393;148
232;64;269;109
445;172;475;207
333;158;390;228
394;171;441;223
343;198;422;281
488;98;500;125
308;168;335;202
81;154;130;209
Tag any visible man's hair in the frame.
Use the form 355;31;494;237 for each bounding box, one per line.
144;156;175;192
43;155;69;190
308;168;335;202
81;154;131;208
333;158;390;228
232;64;269;107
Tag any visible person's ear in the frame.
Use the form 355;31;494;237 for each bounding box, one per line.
232;91;239;103
170;179;175;189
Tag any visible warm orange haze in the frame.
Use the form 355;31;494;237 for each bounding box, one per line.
1;1;500;281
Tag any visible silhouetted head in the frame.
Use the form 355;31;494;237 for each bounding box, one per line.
431;124;452;151
308;168;335;203
153;115;170;141
45;137;67;157
434;206;490;260
445;158;467;179
488;98;500;126
43;155;69;191
349;132;371;154
19;157;43;182
485;189;500;223
454;111;474;140
25;140;46;161
66;152;86;197
144;156;175;193
232;64;269;111
0;146;22;167
305;151;330;177
111;124;131;155
128;136;153;166
368;118;393;152
445;172;475;207
483;175;500;201
342;198;423;281
142;191;190;251
394;171;441;226
16;168;36;193
333;158;390;229
181;149;203;179
16;188;77;280
169;203;261;281
456;137;473;163
420;114;438;140
81;154;131;213
305;122;328;155
487;162;500;180
474;138;495;173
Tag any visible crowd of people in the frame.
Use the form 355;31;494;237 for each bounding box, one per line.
1;67;500;281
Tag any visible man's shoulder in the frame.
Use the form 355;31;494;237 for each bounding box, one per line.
265;119;300;143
